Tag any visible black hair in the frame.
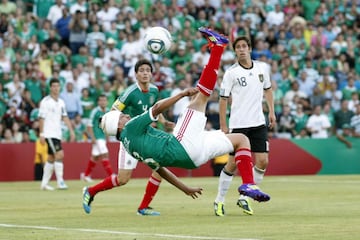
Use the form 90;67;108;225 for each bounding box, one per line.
49;78;60;86
135;59;153;73
232;36;252;50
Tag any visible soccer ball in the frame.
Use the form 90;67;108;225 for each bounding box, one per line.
144;27;172;54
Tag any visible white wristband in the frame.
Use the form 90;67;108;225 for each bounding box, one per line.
40;133;44;137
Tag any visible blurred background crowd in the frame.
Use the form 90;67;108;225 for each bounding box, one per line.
0;0;360;144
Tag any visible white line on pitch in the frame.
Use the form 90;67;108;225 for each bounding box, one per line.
0;223;260;240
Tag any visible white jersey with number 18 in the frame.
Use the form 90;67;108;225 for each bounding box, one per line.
220;60;271;129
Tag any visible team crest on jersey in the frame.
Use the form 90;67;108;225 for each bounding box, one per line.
258;74;264;82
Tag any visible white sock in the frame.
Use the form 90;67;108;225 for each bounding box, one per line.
215;169;233;203
54;161;64;184
253;166;266;185
41;162;54;187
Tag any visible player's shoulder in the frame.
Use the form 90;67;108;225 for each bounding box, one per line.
253;60;270;69
41;95;52;102
149;83;159;92
121;84;138;98
225;62;240;73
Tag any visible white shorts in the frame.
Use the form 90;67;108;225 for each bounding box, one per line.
173;108;233;167
91;139;109;156
117;141;138;170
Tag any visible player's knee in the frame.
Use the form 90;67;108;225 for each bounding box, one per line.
256;158;268;169
117;171;131;186
117;175;130;186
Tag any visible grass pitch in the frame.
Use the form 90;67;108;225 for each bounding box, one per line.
0;175;359;240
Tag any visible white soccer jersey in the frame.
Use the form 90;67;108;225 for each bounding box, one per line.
38;96;68;140
220;60;271;128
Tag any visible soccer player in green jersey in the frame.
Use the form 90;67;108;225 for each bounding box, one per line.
82;59;174;215
83;28;270;215
82;94;114;182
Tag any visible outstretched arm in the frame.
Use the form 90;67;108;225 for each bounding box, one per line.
156;167;203;199
151;88;199;118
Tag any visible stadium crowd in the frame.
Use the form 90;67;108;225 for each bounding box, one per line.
0;0;360;144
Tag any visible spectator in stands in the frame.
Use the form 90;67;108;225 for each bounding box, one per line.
336;123;353;149
104;37;122;67
11;121;22;143
47;0;64;27
277;104;295;139
5;73;25;108
301;58;320;83
80;88;95;125
170;77;191;122
60;81;83;121
55;7;71;47
96;0;120;32
68;9;88;54
283;81;307;106
296;70;316;97
1;127;14;143
348;92;359;113
192;43;210;66
265;3;285;28
70;0;87;15
0;83;9;119
306;104;331;139
120;30;144;76
21;89;36;119
292;103;309;137
309;86;326;109
342;75;358;100
334;99;354;134
0;0;16;15
85;23;106;57
73;113;87;142
0;48;11;74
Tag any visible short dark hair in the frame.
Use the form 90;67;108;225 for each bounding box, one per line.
97;94;107;101
135;59;153;73
49;78;60;86
232;36;252;50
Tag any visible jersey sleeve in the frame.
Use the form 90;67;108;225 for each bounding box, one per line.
112;98;126;111
262;62;272;90
125;111;154;135
60;100;68;117
38;99;47;119
219;70;232;97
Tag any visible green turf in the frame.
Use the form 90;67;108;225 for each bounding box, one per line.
1;175;359;240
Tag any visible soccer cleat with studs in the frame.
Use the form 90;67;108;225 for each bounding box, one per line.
238;184;270;202
237;195;254;215
198;27;229;48
214;202;225;217
137;207;160;216
82;187;94;214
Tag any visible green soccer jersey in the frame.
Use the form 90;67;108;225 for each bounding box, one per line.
120;111;196;170
112;83;159;117
89;106;109;140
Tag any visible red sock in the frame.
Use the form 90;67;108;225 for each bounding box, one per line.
101;159;113;176
84;160;96;176
197;45;225;96
88;174;119;196
235;148;255;184
138;176;161;210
